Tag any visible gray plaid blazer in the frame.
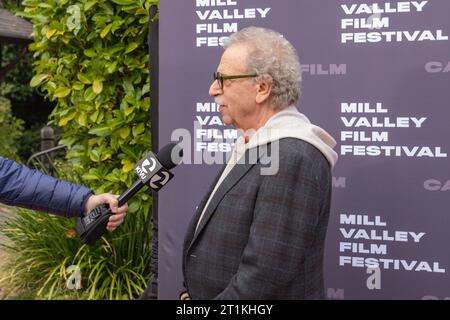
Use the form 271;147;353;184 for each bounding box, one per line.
182;138;332;300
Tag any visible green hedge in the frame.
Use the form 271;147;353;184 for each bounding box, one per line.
0;97;24;161
24;0;156;194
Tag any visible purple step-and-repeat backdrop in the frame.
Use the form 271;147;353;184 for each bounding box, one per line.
157;0;450;299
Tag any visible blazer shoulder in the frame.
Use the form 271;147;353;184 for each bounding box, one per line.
276;138;329;166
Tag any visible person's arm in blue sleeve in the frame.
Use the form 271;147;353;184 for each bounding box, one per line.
0;157;127;231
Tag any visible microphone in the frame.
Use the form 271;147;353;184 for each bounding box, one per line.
76;143;183;245
117;142;183;206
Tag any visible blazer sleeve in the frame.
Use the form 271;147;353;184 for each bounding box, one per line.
0;157;93;217
213;146;331;299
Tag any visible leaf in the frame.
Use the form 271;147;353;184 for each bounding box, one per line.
125;42;138;54
54;87;71;98
101;151;113;161
120;145;138;160
89;125;112;137
46;29;57;39
84;1;97;11
110;0;135;5
83;49;97;58
105;171;120;182
132;123;145;137
43;81;57;92
128;200;140;213
111;20;124;33
38;3;54;8
123;81;134;95
77;73;92;84
96;110;104;123
89;149;100;162
77;113;87;126
141;83;150;95
58;112;76;126
100;23;113;38
88;137;103;146
58;136;77;145
30;74;50;87
90;110;99;122
84;87;97;101
72;82;85;91
121;159;134;172
106;61;118;74
93;79;103;94
77;103;92;111
124;106;134;117
139;16;149;24
135;8;148;15
118;127;130;139
82;173;100;181
49;18;62;28
99;2;114;15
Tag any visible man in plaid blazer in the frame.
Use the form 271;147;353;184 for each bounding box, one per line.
181;27;338;300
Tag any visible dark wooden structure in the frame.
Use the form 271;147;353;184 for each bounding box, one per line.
0;8;32;44
0;8;33;82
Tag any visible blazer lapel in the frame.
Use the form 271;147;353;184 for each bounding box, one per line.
189;159;256;248
184;164;225;249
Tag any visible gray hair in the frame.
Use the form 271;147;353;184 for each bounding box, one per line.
223;26;301;109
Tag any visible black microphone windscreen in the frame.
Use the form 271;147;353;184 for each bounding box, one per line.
157;143;183;170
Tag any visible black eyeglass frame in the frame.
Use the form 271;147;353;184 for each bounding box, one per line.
213;71;258;89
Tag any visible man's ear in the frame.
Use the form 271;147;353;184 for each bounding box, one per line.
255;75;273;104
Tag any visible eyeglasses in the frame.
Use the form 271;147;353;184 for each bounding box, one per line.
213;71;258;89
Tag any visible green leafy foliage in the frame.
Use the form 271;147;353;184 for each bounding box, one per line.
0;0;160;299
0;44;34;103
15;123;43;161
0;208;151;300
1;0;23;12
0;97;24;161
21;0;155;192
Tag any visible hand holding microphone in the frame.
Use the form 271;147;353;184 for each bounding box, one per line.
83;193;128;231
76;143;183;245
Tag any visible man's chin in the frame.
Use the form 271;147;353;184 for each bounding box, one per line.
221;115;232;126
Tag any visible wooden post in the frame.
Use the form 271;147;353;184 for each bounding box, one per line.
40;126;54;174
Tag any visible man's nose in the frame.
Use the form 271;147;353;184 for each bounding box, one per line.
209;80;221;97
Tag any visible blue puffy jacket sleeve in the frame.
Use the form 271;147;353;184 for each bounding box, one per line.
0;157;93;217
